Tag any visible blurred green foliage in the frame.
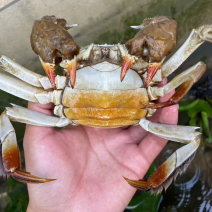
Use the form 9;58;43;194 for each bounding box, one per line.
179;99;212;142
4;178;28;212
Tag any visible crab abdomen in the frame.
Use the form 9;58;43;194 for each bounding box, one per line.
62;87;149;128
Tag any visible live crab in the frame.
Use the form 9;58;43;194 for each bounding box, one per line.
0;15;211;194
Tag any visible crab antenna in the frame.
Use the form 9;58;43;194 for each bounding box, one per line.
66;24;78;29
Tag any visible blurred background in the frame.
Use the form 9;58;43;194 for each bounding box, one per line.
0;0;212;211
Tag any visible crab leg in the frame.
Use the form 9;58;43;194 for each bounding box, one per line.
162;25;212;78
0;71;44;102
6;104;71;127
0;112;56;183
145;62;206;108
0;56;52;89
0;105;71;183
0;71;61;105
124;118;201;194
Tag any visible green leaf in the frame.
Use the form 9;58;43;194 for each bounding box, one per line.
179;99;200;112
201;111;212;142
127;192;161;212
4;178;28;212
188;100;212;118
189;117;197;126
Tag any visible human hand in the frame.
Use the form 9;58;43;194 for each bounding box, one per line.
24;83;178;212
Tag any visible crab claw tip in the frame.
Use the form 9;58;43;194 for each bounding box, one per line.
145;58;165;88
39;57;56;89
67;57;77;89
121;55;135;81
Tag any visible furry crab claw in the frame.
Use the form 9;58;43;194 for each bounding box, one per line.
31;15;80;89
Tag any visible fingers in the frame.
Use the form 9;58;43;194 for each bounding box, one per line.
24;102;55;147
28;102;54;115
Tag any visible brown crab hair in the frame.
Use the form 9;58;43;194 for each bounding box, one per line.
126;16;177;63
121;16;177;87
30;15;80;64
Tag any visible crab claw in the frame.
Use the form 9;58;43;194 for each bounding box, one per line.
145;58;165;88
66;57;77;89
60;57;77;89
39;57;56;89
121;55;135;81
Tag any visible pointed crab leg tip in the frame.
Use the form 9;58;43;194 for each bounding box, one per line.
44;178;57;183
10;170;57;184
123;176;136;184
123;176;130;181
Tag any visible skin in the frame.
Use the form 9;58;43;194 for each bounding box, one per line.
24;79;178;212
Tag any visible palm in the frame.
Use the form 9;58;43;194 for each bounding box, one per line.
24;88;178;212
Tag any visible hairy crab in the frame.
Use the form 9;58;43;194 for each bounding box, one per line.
0;15;211;194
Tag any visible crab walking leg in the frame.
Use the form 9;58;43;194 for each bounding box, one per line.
0;55;52;89
0;112;56;183
6;104;71;127
146;62;206;108
162;25;212;78
124;118;201;194
0;71;58;104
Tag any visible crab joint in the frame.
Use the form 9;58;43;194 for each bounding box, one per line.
120;54;135;81
145;58;165;88
39;57;56;89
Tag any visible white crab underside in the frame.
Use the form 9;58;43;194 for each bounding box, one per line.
75;62;143;90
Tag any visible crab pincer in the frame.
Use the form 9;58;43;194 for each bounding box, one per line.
60;56;77;88
31;15;80;89
39;57;56;89
145;58;165;87
120;55;135;81
123;16;177;86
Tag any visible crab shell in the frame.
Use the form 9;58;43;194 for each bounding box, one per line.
54;44;158;128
